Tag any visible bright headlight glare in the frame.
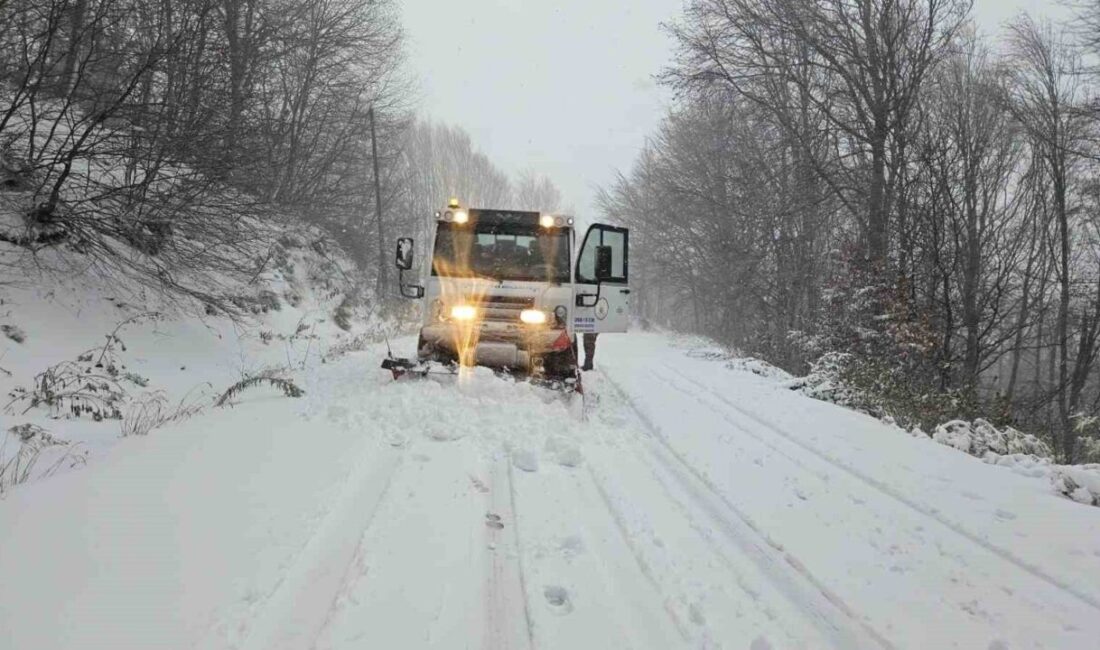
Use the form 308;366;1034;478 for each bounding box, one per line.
453;210;468;224
539;214;555;228
520;309;547;325
451;304;476;321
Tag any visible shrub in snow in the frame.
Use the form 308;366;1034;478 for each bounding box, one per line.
6;314;156;421
1;324;26;343
121;390;207;437
230;291;282;315
333;294;355;332
215;373;304;407
783;352;885;417
725;357;792;381
1080;437;1100;465
930;419;1051;458
1049;466;1100;506
258;290;282;312
916;418;1100;507
8;423;51;444
1;424;85;495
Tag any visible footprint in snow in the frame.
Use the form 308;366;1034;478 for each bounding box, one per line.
559;535;585;559
485;513;504;530
512;449;539;472
543;585;573;614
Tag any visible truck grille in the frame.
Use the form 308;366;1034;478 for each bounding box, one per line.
478;295;535;322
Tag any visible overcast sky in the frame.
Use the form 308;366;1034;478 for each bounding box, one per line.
400;0;1068;218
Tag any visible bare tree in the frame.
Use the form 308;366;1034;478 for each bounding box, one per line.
512;168;562;213
1009;16;1094;459
667;0;970;269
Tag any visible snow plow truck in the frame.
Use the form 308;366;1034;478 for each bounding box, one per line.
382;200;630;391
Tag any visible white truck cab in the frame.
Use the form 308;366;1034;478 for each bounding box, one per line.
387;201;630;385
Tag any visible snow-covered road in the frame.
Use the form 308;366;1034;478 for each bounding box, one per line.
3;333;1100;649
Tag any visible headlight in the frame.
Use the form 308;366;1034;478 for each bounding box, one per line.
453;210;468;224
451;304;477;321
554;305;567;324
539;214;555;228
520;309;547;325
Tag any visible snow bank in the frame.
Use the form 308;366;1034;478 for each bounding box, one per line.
667;332;793;381
668;335;1100;510
0;223;384;494
908;419;1100;507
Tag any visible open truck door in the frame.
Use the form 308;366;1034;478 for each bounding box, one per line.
573;224;630;334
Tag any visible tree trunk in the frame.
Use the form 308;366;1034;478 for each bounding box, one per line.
868;122;889;269
370;106;388;302
961;176;982;390
60;0;87;97
1054;167;1072;460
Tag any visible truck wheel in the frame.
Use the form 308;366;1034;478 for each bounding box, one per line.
418;334;457;365
416;334;431;361
541;349;577;380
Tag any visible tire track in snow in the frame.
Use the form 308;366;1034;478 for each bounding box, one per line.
508;428;690;648
599;373;894;650
483;454;535;650
234;444;404;650
580;462;696;644
586;405;853;647
658;362;1100;614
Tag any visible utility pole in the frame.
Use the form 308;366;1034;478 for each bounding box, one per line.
369;105;387;301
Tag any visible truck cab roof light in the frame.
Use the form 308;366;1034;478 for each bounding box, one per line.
448;198;461;208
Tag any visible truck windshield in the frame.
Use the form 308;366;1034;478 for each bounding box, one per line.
432;222;571;283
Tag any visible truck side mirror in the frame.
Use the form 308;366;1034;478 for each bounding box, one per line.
395;237;414;270
595;245;613;281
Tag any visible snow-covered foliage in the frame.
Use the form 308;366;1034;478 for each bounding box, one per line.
925;419;1052;458
1048;465;1100;506
1;423;86;495
669;332;793;381
781;351;890;418
906;419;1100;507
0;217;386;492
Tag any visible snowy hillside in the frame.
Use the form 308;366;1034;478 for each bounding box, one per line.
1;229;388;494
2;333;1099;649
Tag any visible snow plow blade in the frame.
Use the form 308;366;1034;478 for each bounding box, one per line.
381;356;582;394
381;356;456;380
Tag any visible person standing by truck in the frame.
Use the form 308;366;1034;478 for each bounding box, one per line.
582;333;598;371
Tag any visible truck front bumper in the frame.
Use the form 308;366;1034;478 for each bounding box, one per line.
418;322;572;371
